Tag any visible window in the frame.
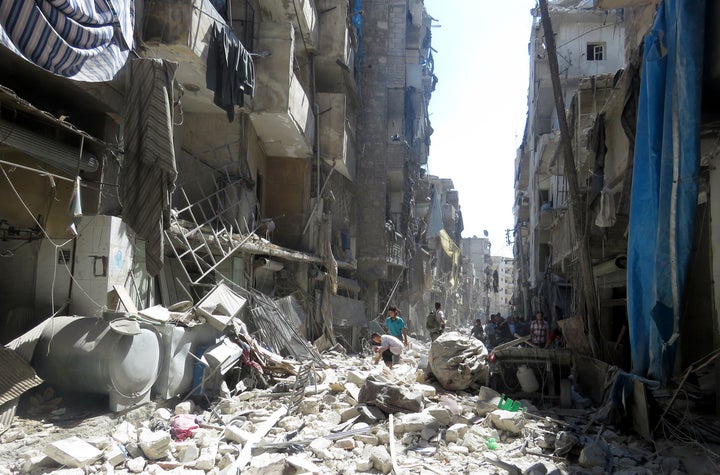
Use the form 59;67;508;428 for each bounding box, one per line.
586;42;605;61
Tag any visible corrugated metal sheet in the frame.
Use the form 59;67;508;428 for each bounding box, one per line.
0;347;43;407
0;398;18;435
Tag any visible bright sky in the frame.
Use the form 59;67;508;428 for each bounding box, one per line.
424;0;536;257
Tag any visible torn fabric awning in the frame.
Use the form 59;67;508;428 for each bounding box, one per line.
0;0;134;82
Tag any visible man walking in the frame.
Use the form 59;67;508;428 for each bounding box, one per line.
426;302;446;341
385;305;409;347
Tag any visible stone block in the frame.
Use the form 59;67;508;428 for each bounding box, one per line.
370;446;392;474
175;401;194;414
103;444;127;467
340;407;359;422
45;437;103;468
445;423;469;443
489;409;526;435
579;441;607;468
126;456;146;473
425;406;452;426
334;437;356;450
355;434;379;446
138;429;171;460
414;383;436;397
111;421;137;444
394;412;438;434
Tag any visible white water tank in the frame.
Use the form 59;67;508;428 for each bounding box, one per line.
516;364;540;393
32;316;162;411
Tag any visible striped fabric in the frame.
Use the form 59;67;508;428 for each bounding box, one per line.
120;58;178;277
0;0;134;82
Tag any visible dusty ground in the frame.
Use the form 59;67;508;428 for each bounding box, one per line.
1;338;719;474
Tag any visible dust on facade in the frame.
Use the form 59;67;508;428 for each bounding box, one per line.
1;0;720;473
0;0;486;421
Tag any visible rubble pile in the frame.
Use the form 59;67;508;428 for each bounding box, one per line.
0;341;705;475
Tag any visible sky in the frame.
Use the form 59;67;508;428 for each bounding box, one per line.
423;0;536;257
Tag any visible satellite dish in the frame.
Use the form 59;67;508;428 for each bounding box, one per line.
483;230;489;237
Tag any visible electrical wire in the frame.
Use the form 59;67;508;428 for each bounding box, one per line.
0;165;104;314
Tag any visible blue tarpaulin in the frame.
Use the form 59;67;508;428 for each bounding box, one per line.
627;0;705;384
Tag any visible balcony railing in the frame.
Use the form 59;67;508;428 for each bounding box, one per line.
386;233;407;267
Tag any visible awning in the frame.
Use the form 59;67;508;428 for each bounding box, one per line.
0;0;134;82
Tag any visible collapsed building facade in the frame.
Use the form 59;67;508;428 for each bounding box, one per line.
514;0;720;425
0;0;476;420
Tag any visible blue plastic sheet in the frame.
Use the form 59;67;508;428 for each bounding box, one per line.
627;0;705;384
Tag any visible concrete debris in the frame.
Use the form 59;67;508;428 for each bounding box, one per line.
0;335;714;474
44;436;103;468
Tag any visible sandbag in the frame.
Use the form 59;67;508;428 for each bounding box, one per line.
429;331;489;390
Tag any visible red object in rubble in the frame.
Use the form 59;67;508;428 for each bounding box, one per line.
171;413;199;441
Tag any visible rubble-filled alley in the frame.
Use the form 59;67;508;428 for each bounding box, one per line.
1;310;718;475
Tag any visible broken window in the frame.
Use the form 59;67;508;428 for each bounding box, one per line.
586;42;605;61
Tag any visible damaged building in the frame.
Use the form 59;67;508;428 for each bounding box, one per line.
0;0;470;425
514;0;720;439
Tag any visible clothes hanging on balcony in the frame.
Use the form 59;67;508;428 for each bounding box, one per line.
206;23;255;122
0;0;134;82
120;58;178;277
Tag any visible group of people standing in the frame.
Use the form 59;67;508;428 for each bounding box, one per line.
370;304;566;369
471;310;564;350
370;302;446;368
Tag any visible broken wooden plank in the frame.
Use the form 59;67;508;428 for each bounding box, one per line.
221;405;288;474
110;285;138;313
388;413;401;475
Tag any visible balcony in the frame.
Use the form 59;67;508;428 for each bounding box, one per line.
143;0;231;113
535;132;560;175
386;233;407;268
406;0;427;49
262;0;318;51
442;203;457;227
318;93;356;180
250;22;315;158
315;0;358;96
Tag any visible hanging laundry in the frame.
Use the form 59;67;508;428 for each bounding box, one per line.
120;58;178;277
206;23;255;122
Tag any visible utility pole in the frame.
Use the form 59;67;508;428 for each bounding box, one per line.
538;0;606;360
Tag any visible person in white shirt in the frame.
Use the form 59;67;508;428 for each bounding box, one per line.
371;332;404;368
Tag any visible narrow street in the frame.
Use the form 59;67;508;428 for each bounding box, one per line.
1;327;716;474
1;0;720;474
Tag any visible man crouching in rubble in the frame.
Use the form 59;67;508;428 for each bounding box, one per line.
371;332;404;369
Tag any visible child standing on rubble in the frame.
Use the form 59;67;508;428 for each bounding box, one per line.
371;332;404;369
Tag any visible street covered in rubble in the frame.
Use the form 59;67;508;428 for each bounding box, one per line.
3;0;720;474
1;305;718;474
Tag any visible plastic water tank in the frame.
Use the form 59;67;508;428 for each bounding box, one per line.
32;316;162;411
516;364;540;393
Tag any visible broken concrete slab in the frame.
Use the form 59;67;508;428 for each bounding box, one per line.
370;445;393;474
138;429;171;460
476;386;503;415
44;436;103;468
489;409;527;434
393;412;439;434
